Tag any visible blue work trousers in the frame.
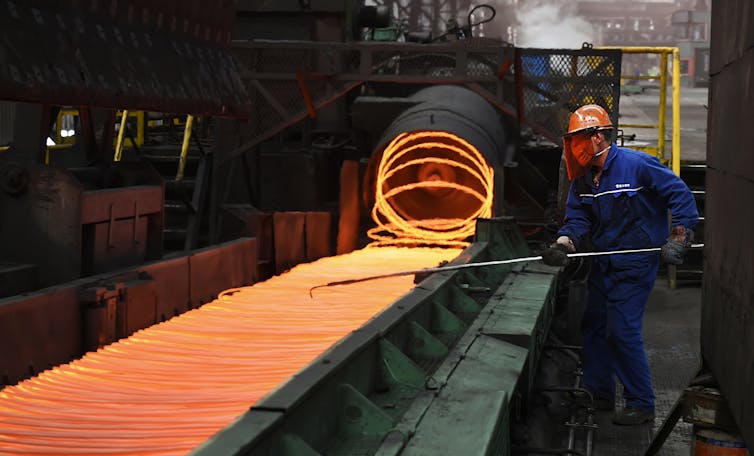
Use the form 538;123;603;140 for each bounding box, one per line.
581;255;658;411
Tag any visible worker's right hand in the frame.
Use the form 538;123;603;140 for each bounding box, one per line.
541;242;571;267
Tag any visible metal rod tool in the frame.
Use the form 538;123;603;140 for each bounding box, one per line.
309;244;704;297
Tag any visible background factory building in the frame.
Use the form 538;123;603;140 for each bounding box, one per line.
0;0;751;455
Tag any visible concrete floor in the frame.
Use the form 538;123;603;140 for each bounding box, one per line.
592;279;702;455
619;87;709;162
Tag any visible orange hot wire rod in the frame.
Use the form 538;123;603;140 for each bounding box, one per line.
0;246;460;455
370;131;494;247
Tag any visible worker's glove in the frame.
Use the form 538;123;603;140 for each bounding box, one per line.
661;226;692;265
541;243;571;267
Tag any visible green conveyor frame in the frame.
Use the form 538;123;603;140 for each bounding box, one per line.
193;217;559;456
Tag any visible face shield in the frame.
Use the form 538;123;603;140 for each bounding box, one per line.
563;129;597;180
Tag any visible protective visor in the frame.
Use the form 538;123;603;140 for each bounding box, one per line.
563;132;596;180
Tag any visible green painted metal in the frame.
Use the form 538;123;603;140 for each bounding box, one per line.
379;338;426;389
407;321;449;360
191;409;283;455
401;340;518;455
193;218;558;456
482;269;557;398
431;301;466;335
456;269;489;288
278;434;321;456
338;383;396;437
447;285;483;315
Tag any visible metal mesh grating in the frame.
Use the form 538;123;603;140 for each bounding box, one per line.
231;43;363;151
229;40;512;155
518;48;622;144
230;40;619;154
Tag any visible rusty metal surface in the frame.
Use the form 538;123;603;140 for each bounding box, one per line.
273;212;307;274
0;1;249;115
0;263;38;298
305;211;332;261
1;237;258;387
682;387;738;430
79;278;159;351
189;238;258;307
0;165;84;286
80;186;162;224
140;256;191;320
119;278;158;336
87;217;150;273
0;163;166;286
0;284;83;386
218;206;274;280
703;0;754;447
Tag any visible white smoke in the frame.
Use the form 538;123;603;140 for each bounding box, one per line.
514;0;597;48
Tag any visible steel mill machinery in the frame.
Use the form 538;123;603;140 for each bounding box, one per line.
0;1;616;454
2;0;750;455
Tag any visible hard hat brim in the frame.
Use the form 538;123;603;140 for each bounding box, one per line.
562;125;612;138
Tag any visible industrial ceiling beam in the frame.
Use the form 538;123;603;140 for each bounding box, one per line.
0;1;250;116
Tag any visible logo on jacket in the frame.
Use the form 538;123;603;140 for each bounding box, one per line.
615;183;631;189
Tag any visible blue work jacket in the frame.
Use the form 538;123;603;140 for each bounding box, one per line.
558;144;699;268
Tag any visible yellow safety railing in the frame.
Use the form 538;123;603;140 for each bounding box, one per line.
600;47;684;289
0;143;73;165
175;115;194;181
113;110;129;162
598;46;682;176
113;110;146;161
51;108;146;163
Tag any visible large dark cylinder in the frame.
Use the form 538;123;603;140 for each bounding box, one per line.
366;85;508;231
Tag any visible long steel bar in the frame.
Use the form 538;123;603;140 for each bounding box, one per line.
309;244;705;295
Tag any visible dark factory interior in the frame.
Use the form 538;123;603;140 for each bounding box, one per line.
0;0;751;455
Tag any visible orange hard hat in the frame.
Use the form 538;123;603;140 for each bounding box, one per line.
565;104;613;136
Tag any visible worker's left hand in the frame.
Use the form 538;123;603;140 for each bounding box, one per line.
661;227;692;265
661;239;687;265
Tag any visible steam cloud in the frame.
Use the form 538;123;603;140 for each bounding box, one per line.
513;0;597;48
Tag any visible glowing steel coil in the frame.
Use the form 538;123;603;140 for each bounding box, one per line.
368;130;495;248
0;246;460;455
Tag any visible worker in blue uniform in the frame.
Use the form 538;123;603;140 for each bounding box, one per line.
541;104;699;425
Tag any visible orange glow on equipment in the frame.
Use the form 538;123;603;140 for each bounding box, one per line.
0;247;460;455
369;130;494;248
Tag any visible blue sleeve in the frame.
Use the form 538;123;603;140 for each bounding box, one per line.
641;156;700;231
558;182;592;249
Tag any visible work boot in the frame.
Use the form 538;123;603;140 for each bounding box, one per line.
612;407;655;425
